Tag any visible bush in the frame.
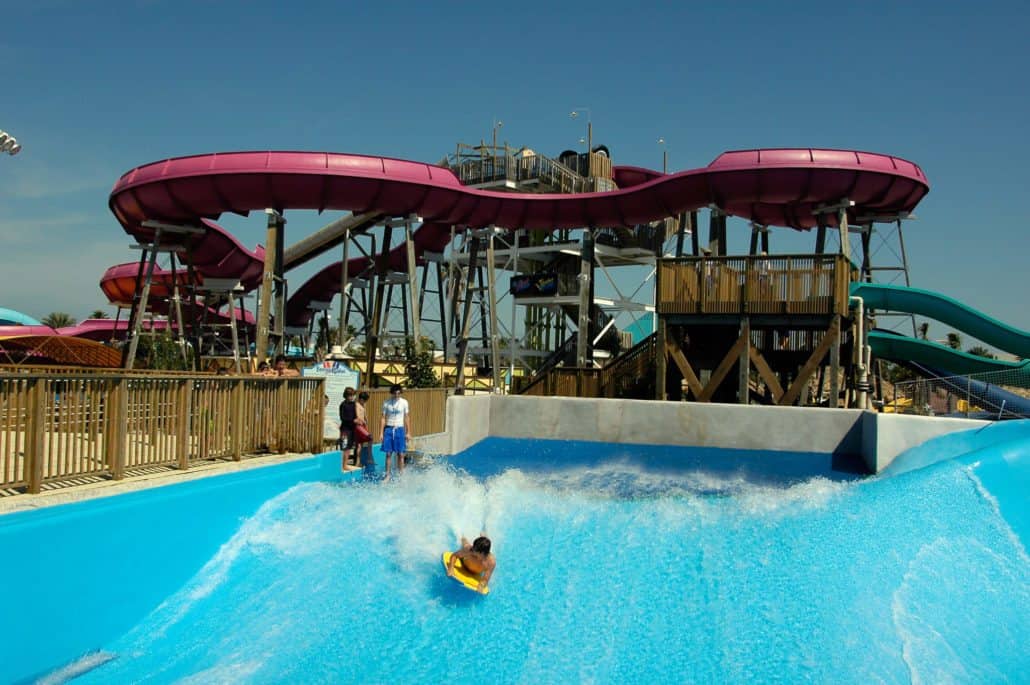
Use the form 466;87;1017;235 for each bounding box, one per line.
404;336;440;388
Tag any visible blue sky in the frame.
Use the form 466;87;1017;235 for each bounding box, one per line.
1;0;1028;346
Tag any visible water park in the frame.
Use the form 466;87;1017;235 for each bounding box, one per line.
1;129;1027;682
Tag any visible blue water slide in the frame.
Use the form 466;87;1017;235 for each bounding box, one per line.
850;282;1030;359
0;307;41;326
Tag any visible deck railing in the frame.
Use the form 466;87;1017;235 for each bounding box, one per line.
0;372;325;493
657;254;853;317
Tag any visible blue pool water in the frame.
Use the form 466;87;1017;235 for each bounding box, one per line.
36;434;1023;684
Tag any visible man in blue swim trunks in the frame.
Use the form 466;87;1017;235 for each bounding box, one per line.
379;383;410;479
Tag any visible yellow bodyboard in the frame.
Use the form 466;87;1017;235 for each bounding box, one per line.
442;551;489;595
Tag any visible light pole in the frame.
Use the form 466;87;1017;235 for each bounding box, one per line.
569;108;592;155
0;130;21;156
491;119;503;153
657;137;667;173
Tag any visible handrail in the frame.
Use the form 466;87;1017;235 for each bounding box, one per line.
1;373;326;494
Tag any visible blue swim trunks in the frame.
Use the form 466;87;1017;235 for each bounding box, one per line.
382;426;406;454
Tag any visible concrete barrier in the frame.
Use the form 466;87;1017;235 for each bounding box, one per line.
410;395;989;473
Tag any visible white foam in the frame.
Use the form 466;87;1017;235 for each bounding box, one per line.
34;650;116;685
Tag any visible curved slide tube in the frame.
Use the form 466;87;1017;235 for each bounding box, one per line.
868;331;1030;418
0;308;42;326
110;149;927;235
852;282;1030;359
106;148;928;334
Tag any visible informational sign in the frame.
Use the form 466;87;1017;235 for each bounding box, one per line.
302;361;361;440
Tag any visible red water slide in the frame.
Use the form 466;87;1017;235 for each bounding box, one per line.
101;148;928;331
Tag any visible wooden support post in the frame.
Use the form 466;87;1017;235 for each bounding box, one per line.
698;332;748;402
860;225;872;282
227;289;241;374
256;211;283;364
815;216;827;254
576;231;594;367
124;227;163;369
232;380;244;461
366;221;394;386
675;212;687;257
738;317;751;404
655;318;667;400
337;229;351;348
484;228;502;391
780;319;840;405
25;379;46;493
168;252;188;365
837;202;850;262
108;380;127;480
689;211;700;256
404;216;421;344
453;237;480;394
175;380;190;469
707;208;720;254
829;315;841;408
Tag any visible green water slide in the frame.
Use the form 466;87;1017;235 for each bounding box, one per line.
851;282;1030;360
866;330;1030;379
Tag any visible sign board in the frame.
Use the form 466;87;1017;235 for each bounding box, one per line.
302;361;361;440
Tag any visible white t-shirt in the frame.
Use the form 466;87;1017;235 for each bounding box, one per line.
383;397;410;428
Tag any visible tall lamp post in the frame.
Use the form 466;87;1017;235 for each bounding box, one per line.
569;108;591;154
657;137;667;174
0;130;22;156
491;119;503;153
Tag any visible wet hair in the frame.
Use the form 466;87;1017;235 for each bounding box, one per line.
358;391;370;401
389;383;403;394
274;354;287;365
257;361;270;371
471;536;491;555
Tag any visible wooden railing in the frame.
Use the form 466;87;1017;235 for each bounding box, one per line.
1;373;325;494
518;368;602;397
657;254;854;316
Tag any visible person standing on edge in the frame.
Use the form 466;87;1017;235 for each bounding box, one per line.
338;387;359;471
354;391;372;467
380;383;410;480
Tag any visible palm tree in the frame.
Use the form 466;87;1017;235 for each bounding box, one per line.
41;312;75;328
945;332;962;350
89;309;110;319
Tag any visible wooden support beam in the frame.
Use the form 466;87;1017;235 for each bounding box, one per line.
738;317;750;403
698;332;748;402
666;336;703;399
748;344;784;403
780;319;840;406
655;318;667;400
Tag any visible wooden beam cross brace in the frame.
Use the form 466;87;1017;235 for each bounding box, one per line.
780;319;840;406
698;331;749;402
665;336;703;399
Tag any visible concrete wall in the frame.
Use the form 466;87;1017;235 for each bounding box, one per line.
862;412;989;472
412;395;990;473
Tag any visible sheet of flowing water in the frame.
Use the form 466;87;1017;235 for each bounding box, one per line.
79;443;1028;684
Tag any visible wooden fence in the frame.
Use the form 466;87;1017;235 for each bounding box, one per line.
0;373;325;493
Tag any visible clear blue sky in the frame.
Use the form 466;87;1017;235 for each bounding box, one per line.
2;0;1028;346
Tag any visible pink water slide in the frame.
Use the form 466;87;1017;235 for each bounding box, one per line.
101;148;928;331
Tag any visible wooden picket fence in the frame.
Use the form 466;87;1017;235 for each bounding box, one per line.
0;372;325;493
